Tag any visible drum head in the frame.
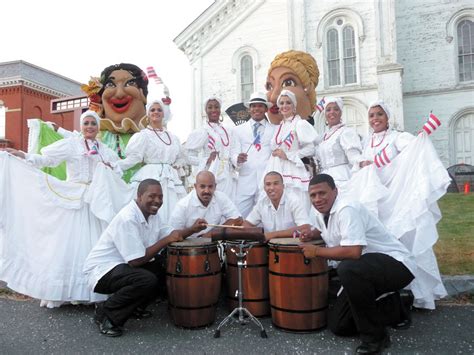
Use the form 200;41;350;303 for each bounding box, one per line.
169;237;215;247
268;238;324;246
225;240;263;246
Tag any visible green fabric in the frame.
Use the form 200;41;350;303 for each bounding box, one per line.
100;131;143;183
37;122;67;180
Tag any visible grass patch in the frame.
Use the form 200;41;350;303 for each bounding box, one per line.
435;193;474;275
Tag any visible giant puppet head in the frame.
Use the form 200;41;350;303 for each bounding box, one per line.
82;63;149;133
265;50;320;124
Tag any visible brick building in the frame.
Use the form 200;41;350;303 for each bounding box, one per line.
0;60;83;150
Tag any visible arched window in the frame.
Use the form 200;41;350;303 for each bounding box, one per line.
327;29;340;86
457;19;474;82
325;22;358;87
240;55;254;102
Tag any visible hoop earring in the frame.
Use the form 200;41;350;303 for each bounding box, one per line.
219;115;224;123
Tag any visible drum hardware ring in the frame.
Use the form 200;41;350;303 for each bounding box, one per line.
175;251;182;274
204;248;211;272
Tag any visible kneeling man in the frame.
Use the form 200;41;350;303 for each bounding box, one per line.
84;179;206;337
244;171;310;240
300;174;415;354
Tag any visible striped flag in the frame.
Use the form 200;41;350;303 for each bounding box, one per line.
283;131;295;149
373;144;398;168
207;134;216;150
146;66;164;85
253;132;262;151
421;113;441;135
315;97;326;112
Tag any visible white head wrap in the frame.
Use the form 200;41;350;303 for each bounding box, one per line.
80;110;101;126
324;97;344;111
146;99;172;125
204;96;222;109
368;100;391;120
277;90;297;108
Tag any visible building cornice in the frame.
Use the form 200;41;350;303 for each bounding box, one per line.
403;84;474;97
174;0;265;64
0;77;71;98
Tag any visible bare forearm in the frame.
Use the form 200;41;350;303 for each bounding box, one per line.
315;246;362;260
129;236;175;267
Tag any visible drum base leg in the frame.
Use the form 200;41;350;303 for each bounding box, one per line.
213;241;267;339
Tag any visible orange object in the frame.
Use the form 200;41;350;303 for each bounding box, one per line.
464;182;471;194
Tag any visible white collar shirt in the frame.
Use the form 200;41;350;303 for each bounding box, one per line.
170;190;241;237
246;191;310;232
310;196;416;274
84;200;173;289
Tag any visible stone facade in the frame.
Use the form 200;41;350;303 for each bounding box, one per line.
175;0;474;167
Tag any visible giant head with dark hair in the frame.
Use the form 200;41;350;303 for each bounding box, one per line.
98;63;149;127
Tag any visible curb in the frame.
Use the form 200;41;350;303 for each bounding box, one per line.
442;275;474;297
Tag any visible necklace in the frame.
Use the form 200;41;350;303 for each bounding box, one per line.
84;139;99;152
371;130;388;148
275;115;296;145
207;122;229;146
324;124;344;141
148;127;171;145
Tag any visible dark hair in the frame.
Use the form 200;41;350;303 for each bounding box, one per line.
99;63;149;98
309;173;336;189
137;179;161;196
264;171;283;183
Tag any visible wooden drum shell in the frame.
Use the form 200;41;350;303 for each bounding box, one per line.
268;239;328;332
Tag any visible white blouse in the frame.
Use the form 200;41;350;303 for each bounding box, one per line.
25;136;120;184
316;124;362;170
361;129;415;160
117;128;185;171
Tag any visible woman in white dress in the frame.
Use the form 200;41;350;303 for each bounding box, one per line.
185;97;236;199
117;99;186;223
315;97;362;186
1;111;120;308
265;90;317;207
355;100;449;309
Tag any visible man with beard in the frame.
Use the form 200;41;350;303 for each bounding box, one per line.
169;171;243;237
83;179;206;337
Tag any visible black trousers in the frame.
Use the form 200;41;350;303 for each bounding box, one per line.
328;253;414;343
94;256;166;327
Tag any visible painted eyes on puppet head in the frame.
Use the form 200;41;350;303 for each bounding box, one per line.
125;79;138;88
103;78;138;89
281;78;297;87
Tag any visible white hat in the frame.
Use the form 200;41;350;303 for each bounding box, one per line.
80;110;100;126
204;96;222;108
245;92;272;108
324;97;344;111
368;100;391;119
277;90;297;108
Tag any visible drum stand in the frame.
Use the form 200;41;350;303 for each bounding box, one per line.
214;241;267;339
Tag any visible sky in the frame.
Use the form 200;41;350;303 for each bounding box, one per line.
1;0;215;140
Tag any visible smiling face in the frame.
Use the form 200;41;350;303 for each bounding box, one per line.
249;103;268;122
101;69;147;124
148;103;164;129
264;173;284;206
137;184;163;220
368;106;389;133
325;103;342;127
81;116;99;140
206;100;221;123
308;182;337;215
266;66;312;124
277;95;295;119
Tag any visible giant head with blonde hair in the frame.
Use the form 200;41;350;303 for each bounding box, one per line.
265;50;320;124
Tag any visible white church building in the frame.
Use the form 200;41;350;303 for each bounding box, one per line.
174;0;474;167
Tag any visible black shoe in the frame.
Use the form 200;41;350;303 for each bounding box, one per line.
392;317;412;330
400;290;414;310
355;333;391;354
132;308;153;319
99;318;123;337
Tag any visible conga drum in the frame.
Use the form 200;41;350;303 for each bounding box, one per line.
268;238;328;332
166;238;221;328
225;240;270;317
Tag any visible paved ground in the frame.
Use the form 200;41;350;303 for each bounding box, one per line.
0;296;473;355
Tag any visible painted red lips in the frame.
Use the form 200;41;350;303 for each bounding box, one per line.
108;96;132;113
269;105;280;114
